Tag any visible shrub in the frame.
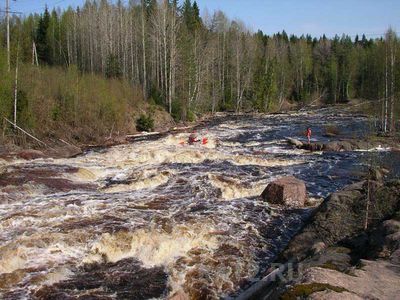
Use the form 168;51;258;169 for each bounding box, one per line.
136;114;154;132
187;110;196;122
171;100;182;121
149;87;164;106
105;54;122;79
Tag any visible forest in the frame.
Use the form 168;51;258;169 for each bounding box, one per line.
0;0;399;144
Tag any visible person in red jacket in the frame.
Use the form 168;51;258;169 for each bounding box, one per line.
306;127;312;144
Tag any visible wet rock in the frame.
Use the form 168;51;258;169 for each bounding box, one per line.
261;176;307;207
0;165;96;195
350;139;371;150
34;258;169;300
17;149;46;160
323;141;353;152
310;143;324;151
287;137;374;152
299;143;324;151
287;138;303;148
322;141;341;151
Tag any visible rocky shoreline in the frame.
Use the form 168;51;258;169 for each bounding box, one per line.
241;170;400;299
287;137;398;152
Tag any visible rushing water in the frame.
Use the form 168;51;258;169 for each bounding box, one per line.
0;108;397;299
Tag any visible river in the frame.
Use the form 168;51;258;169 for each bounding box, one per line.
0;108;398;299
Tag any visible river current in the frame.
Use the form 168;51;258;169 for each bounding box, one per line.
0;108;397;299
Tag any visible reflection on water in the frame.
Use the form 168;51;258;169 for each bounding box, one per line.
0;108;397;299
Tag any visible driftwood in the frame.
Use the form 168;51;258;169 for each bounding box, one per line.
59;138;74;147
4;117;47;147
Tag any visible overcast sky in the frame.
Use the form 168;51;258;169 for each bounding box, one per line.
4;0;400;38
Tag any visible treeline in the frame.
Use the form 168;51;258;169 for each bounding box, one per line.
1;0;399;135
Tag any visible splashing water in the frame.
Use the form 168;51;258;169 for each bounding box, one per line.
0;108;397;299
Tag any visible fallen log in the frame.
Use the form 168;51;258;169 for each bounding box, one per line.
4;117;47;147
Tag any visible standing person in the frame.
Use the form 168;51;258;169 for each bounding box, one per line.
306;127;312;144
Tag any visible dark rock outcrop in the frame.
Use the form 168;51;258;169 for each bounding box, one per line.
281;179;400;262
265;178;400;300
286;138;375;152
261;176;307;208
33;258;168;300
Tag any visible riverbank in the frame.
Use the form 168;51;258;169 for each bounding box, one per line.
2;99;398;161
242;171;400;299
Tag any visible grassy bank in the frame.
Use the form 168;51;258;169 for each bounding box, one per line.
0;60;173;148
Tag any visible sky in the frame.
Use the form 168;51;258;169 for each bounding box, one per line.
4;0;400;38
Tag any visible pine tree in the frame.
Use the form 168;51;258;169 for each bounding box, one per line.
182;0;193;30
36;7;51;64
192;1;201;28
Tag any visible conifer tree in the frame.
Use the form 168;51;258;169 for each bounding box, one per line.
36;7;51;64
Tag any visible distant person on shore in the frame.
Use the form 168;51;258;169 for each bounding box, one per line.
306;127;312;144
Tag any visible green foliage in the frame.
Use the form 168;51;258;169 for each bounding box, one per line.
0;63;146;143
182;0;202;32
36;7;51;64
51;104;61;121
0;1;399;141
0;49;13;128
149;86;164;106
186;110;196;122
16;90;32;128
136;114;154;132
254;57;278;112
171;100;183;121
105;54;122;79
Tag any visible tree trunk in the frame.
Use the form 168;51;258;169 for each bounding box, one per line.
14;43;19;129
390;39;396;132
141;0;147;100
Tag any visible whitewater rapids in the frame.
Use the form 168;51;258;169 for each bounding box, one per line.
0;108;395;299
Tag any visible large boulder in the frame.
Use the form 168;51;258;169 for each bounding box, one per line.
261;176;307;207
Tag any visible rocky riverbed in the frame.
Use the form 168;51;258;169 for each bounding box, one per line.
0;108;399;299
